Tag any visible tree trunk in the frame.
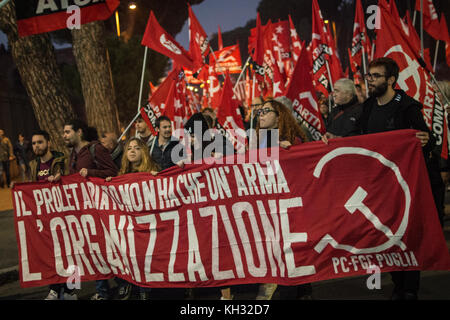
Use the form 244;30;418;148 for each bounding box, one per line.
0;1;76;152
71;21;120;136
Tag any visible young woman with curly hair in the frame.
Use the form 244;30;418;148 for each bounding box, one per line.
255;96;309;149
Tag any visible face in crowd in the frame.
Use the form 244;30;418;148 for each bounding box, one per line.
126;139;143;166
332;82;353;106
258;100;279;130
63;125;81;148
100;132;117;152
135;118;149;135
366;65;392;98
32;134;49;157
158;119;172;140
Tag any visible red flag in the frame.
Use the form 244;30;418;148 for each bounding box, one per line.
263;20;287;98
415;0;442;41
209;44;243;74
207;65;222;110
188;5;210;71
216;72;246;153
163;69;189;135
142;11;194;70
218;25;223;50
288;15;302;63
148;67;180;117
325;22;343;82
311;0;331;97
375;3;448;159
286;46;325;141
351;0;371;75
15;0;119;37
249;13;266;80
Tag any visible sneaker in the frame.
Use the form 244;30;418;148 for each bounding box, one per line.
91;293;107;300
118;284;132;300
256;283;277;300
62;292;78;300
44;289;59;300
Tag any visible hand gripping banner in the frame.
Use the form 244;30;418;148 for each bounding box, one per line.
12;130;450;288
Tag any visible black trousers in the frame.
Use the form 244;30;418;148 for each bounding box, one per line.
0;160;10;187
390;270;420;294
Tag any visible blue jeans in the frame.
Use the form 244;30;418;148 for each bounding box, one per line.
96;280;110;299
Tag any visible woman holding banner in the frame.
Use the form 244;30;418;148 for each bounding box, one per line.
254;96;312;300
105;137;160;299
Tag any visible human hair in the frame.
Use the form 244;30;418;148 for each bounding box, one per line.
368;57;399;88
65;119;98;142
201;107;215;114
32;130;50;141
155;115;171;129
334;78;357;96
119;137;160;175
256;96;309;144
436;81;450;102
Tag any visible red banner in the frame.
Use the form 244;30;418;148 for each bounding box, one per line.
16;0;119;37
13;130;450;288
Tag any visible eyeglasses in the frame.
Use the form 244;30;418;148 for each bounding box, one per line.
256;107;279;116
364;73;387;80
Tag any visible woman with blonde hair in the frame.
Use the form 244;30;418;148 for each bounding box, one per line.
106;137;159;300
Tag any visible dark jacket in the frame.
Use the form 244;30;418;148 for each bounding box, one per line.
68;141;118;178
328;96;362;137
356;89;434;154
28;151;65;182
151;138;185;171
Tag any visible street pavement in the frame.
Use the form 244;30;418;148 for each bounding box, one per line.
0;185;449;300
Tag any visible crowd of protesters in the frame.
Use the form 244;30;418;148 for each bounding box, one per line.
1;57;450;300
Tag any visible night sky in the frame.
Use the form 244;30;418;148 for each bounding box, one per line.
0;0;261;49
176;0;261;49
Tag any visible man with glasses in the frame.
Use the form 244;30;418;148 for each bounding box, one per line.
325;57;433;300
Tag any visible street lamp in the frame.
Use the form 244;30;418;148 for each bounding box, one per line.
128;2;137;10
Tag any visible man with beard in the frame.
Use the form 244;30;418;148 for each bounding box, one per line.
151;115;185;170
63;119;118;300
27;130;74;300
323;57;432;300
135;115;154;148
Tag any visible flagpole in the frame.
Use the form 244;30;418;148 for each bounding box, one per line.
433;41;439;72
137;46;149;112
362;48;369;93
420;0;424;59
232;55;252;92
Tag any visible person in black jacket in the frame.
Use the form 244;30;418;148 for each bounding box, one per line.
323;58;434;301
323;78;362;138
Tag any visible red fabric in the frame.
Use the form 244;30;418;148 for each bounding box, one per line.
13;130;450;288
142;11;194;70
218;25;223;50
216;72;246;153
209;44;243;74
375;3;448;159
288;15;302;63
286;47;325;141
311;0;331;97
162;68;188;135
415;0;443;41
188;5;210;71
350;0;371;75
16;0;119;37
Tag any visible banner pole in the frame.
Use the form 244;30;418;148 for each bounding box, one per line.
433;40;439;73
233;55;251;92
137;46;149;112
420;0;424;59
362;49;369;98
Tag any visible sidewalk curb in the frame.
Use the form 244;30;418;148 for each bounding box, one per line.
0;266;19;286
